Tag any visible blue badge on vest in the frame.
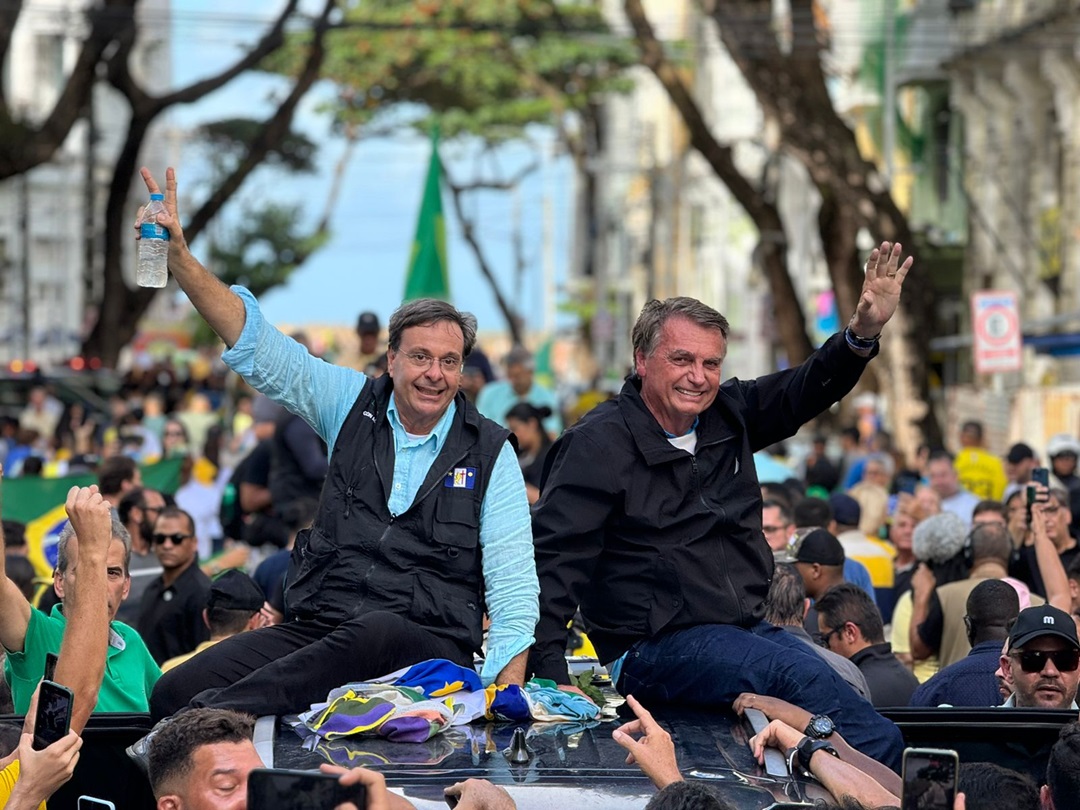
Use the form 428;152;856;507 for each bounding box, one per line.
444;467;477;490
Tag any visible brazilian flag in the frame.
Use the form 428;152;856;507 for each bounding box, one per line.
403;129;449;301
2;457;183;580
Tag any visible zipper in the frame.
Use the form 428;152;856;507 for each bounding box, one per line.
690;455;744;625
344;485;354;518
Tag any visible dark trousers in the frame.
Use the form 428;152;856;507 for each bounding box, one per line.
617;621;905;772
150;611;473;721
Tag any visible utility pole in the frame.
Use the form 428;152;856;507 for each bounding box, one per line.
883;0;897;183
20;172;31;361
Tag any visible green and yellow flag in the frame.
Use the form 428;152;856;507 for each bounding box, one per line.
2;457;184;579
403;129;449;301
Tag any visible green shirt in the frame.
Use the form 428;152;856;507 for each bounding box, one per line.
4;605;161;714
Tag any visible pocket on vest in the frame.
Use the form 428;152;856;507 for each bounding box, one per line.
287;526;338;597
433;497;480;560
412;572;480;627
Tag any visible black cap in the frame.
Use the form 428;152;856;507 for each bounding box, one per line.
828;493;861;527
356;312;380;334
1009;604;1080;649
1006;442;1036;464
795;529;845;566
207;569;265;612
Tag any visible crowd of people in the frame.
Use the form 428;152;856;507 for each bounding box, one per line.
1;166;1079;809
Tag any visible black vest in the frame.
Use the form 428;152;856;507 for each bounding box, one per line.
284;375;510;652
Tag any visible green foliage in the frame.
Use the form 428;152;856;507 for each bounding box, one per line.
208;204;330;298
198;119;319;174
262;0;637;141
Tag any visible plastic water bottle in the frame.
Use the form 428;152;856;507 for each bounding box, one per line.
137;193;170;288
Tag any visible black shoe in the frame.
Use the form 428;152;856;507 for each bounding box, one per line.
126;716;173;778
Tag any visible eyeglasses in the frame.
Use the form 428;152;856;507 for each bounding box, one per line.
1013;649;1080;673
152;532;193;546
1041;505;1062;515
401;351;462;373
818;627;842;648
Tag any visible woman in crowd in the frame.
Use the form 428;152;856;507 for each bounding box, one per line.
505;403;554;505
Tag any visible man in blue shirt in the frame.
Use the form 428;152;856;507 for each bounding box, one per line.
142;168;539;721
909;579;1018;707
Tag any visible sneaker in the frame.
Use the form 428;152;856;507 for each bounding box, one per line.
126;715;174;778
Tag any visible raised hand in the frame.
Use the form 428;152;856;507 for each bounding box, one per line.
136;167;187;253
64;485;113;561
611;695;682;790
849;241;914;339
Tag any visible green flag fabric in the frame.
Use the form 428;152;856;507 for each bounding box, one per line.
2;457;184;578
403;132;450;301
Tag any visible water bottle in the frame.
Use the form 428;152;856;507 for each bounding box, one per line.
137;193;170;288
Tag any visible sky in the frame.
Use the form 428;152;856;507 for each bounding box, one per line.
167;0;575;337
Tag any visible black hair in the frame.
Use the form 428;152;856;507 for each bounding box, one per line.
644;781;734;810
1047;721;1080;810
794;497;832;529
959;762;1038;810
815;583;885;644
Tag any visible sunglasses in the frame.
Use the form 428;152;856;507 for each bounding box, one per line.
817;627;842;648
1013;649;1080;673
152;532;193;546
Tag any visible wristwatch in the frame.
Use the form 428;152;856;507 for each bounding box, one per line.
796;735;839;772
804;714;835;739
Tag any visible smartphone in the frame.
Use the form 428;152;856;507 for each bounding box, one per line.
44;651;58;682
247;768;366;809
901;747;958;810
78;798;116;810
1033;467;1050;487
32;679;73;751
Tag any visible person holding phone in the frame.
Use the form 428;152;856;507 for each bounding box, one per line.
147;707;417;810
0;471;160;716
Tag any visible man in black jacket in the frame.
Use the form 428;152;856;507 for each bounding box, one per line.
529;242;912;769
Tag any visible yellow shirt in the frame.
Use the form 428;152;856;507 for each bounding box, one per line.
161;639;221;673
954;448;1007;501
0;759;48;810
891;590;940;683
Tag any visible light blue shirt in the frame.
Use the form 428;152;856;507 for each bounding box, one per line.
221;286;539;685
476;380;563;435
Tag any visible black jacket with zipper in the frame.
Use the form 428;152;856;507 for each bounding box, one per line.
528;331;876;682
284;373;510;653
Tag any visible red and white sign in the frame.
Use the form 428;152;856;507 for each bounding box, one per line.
971;290;1022;374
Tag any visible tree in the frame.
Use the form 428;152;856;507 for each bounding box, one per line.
264;0;638;339
0;0;339;367
625;0;943;448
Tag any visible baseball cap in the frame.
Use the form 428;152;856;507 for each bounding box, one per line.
356;311;380;334
207;569;265;612
1006;442;1036;464
828;493;861;527
1047;433;1080;458
795;528;845;566
1008;604;1080;650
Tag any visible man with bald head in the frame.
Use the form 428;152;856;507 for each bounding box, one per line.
910;579;1020;707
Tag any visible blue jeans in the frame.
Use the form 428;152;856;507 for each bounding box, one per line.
617;622;903;771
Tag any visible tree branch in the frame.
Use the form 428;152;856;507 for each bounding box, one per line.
0;0;137;180
443;167;524;346
183;0;335;243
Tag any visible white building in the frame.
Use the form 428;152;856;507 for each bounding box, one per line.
0;0;173;366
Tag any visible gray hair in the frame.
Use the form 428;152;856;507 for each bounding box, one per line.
631;297;730;360
864;452;895;478
912;511;967;564
388;299;477;357
56;509;132;576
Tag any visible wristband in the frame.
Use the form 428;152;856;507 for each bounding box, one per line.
844;327;879;356
796;736;839;771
